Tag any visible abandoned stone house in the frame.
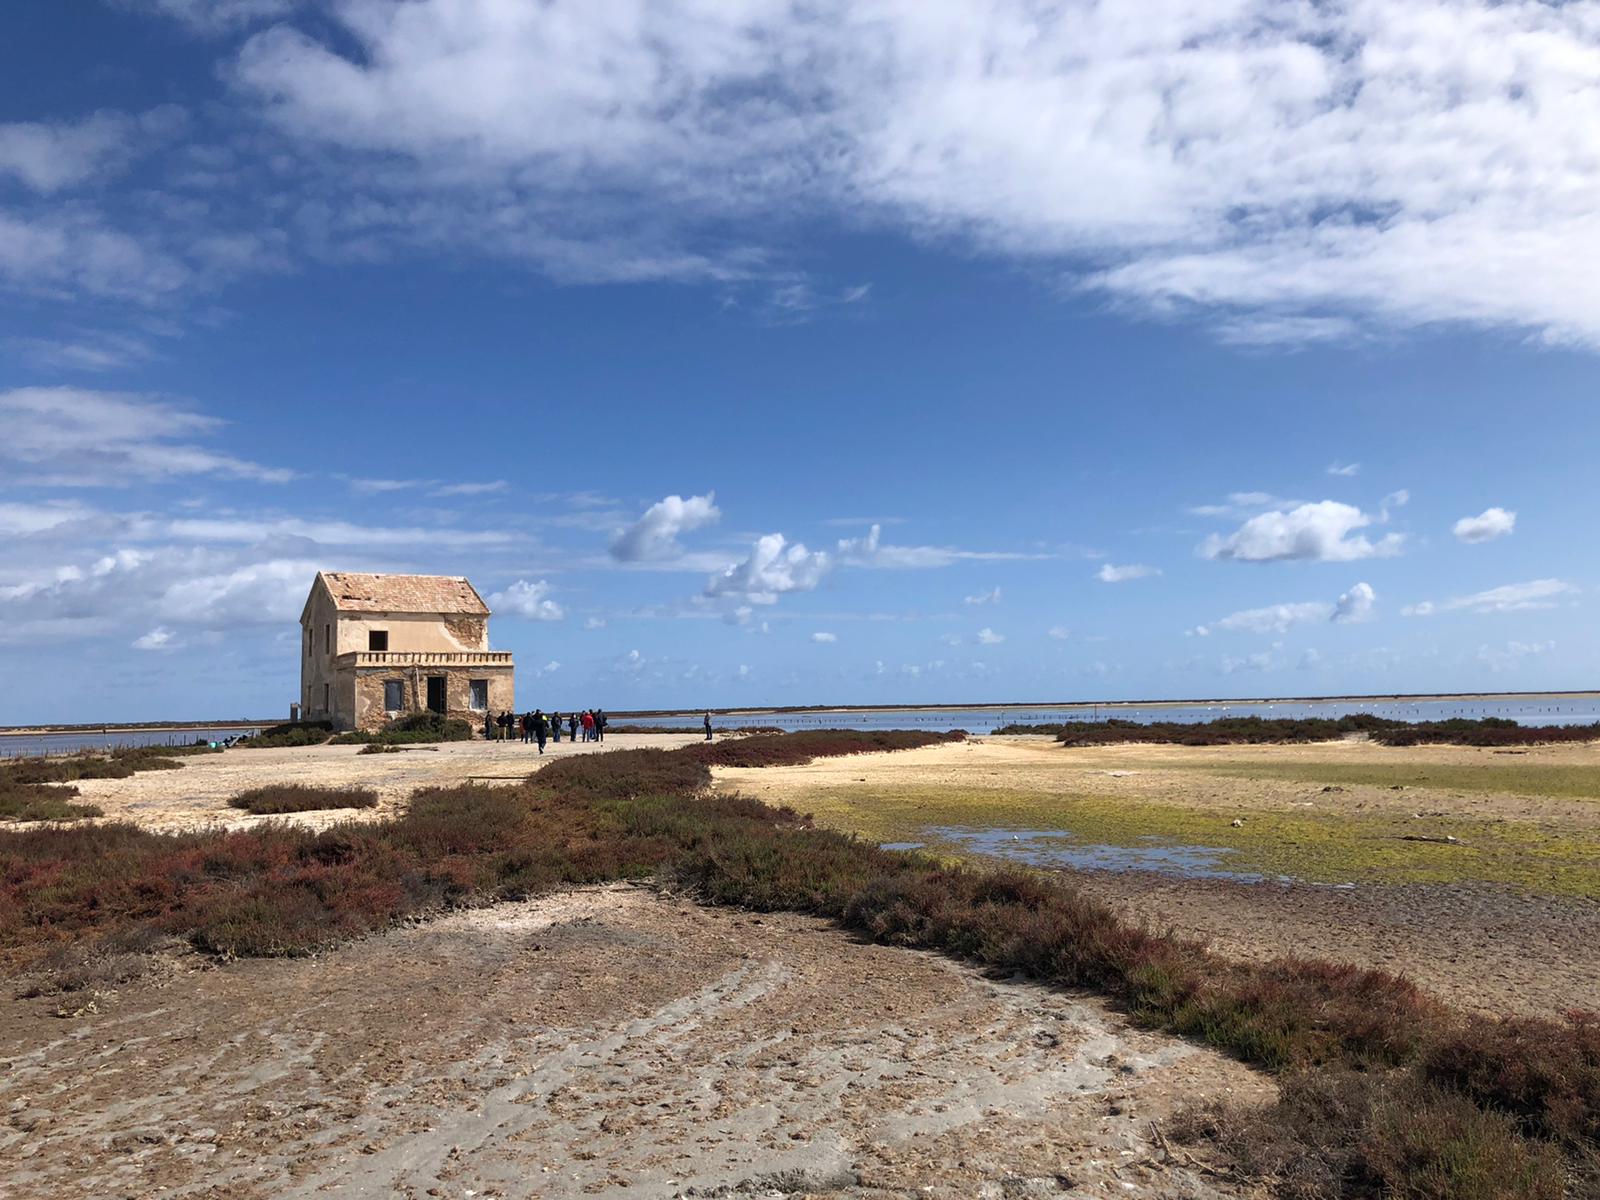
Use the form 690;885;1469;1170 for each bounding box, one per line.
298;572;514;732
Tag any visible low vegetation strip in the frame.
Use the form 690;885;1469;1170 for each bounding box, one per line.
235;720;334;749
994;714;1600;748
688;728;965;767
0;745;212;823
0;736;1593;1197
228;785;380;815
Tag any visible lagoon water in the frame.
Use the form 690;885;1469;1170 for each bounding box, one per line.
5;693;1596;757
632;694;1600;736
0;727;262;758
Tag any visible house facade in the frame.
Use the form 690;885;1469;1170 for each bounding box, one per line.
299;572;515;732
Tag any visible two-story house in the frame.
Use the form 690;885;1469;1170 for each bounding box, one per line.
298;571;515;732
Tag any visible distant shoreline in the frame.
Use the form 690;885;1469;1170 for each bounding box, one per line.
625;689;1600;719
7;689;1594;737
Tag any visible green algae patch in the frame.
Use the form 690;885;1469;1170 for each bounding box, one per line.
1174;758;1600;802
789;783;1600;898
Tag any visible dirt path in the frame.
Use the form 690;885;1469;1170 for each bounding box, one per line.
0;885;1269;1199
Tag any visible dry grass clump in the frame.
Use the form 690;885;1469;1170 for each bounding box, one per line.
228;785;380;815
0;740;1591;1196
1173;1071;1564;1200
689;728;964;768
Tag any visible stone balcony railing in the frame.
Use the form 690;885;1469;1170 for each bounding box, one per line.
333;650;515;669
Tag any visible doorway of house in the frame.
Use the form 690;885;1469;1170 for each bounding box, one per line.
426;676;447;714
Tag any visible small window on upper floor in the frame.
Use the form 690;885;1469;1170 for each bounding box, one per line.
369;630;388;652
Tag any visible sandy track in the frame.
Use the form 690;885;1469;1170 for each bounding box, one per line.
48;733;704;834
718;735;1600;828
0;885;1269;1199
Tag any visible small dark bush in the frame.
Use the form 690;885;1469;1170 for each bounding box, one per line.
1176;1070;1564;1200
236;721;334;749
689;729;965;768
228;785;380;815
1422;1011;1600;1147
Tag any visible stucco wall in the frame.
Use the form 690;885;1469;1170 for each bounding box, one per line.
334;612;489;655
353;666;514;733
300;586;341;721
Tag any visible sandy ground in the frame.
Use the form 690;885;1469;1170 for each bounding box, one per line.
46;733;705;834
0;884;1270;1200
717;738;1600;1018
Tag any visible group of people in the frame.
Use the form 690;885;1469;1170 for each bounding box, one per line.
485;708;607;753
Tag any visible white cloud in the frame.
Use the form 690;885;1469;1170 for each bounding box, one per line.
939;632;963;646
1047;626;1070;640
1326;462;1361;478
810;631;837;643
487;579;564;621
1097;563;1160;583
1332;581;1377;624
1188;492;1290;518
705;532;831;603
120;0;298;32
0;107;182;193
1382;489;1411;510
610;493;720;562
1404;578;1577;617
964;586;1001;606
1201;501;1403;563
0;388;292;486
976;627;1005;645
1453;507;1517;543
583;616;607;630
217;0;1600;345
132;626;177;651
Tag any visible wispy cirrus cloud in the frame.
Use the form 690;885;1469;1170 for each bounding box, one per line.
208;0;1600;348
1403;579;1577;617
0;388;293;485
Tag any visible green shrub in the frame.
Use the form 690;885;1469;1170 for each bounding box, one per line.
236;721;334;749
330;711;474;746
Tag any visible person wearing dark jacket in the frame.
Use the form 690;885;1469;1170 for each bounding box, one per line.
533;709;548;754
703;712;713;741
569;712;579;741
551;712;562;743
595;709;606;742
484;710;494;742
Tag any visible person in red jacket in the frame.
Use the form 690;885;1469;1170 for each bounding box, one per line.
581;710;595;742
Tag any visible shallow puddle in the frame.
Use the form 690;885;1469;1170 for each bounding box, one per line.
912;826;1269;881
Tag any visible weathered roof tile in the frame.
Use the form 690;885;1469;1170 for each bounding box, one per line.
317;572;490;616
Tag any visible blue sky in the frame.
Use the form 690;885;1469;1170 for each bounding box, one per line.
2;0;1597;723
